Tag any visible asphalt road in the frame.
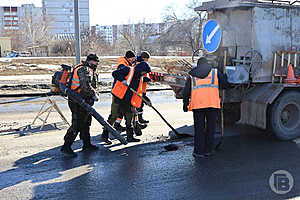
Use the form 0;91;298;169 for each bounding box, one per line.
1;92;300;200
1;125;300;200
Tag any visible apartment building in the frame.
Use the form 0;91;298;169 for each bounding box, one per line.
0;4;42;31
93;22;169;44
42;0;90;37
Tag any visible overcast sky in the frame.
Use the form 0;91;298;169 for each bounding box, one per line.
0;0;190;25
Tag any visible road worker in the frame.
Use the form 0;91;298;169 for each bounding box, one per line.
61;54;100;157
183;57;230;158
132;54;152;136
110;50;136;133
102;59;151;142
136;51;152;124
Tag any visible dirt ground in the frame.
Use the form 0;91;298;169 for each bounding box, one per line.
0;56;192;76
0;56;192;95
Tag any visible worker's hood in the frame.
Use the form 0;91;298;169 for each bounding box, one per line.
188;57;211;78
135;61;151;75
117;56;131;66
136;56;144;63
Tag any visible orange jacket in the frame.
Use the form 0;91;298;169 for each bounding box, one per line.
111;66;135;99
131;77;144;108
111;66;144;108
116;57;131;69
188;69;220;111
142;73;150;94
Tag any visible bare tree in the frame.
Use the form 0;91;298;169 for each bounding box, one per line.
116;22;160;55
81;27;112;56
19;12;54;55
52;40;75;56
52;27;112;56
160;0;206;54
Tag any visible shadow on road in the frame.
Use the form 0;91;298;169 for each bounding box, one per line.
1;125;300;200
0;122;68;137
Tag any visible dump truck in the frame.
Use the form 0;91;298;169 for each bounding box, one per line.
151;0;300;140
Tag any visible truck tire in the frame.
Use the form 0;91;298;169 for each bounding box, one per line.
270;91;300;140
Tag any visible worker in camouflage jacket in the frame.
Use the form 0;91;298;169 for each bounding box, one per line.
61;54;100;157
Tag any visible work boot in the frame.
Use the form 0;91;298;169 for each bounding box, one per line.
204;150;216;157
114;122;127;132
138;114;149;124
137;122;147;129
134;123;143;136
101;129;112;145
126;127;140;143
134;121;147;136
82;144;99;151
192;152;205;159
82;139;99;151
61;144;77;157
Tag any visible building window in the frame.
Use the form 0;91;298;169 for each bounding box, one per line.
4;17;13;20
4;26;19;30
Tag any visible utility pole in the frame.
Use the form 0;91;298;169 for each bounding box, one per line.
74;0;81;64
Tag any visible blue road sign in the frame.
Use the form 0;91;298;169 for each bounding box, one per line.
202;20;221;54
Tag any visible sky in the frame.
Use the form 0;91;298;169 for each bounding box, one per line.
0;0;191;25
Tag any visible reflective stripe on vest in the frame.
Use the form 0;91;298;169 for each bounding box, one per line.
70;65;93;93
188;69;220;111
126;67;135;85
70;67;81;93
111;67;135;99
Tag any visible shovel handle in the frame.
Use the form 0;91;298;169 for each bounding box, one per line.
128;87;181;136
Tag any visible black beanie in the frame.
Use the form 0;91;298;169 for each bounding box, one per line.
141;51;150;59
86;54;99;62
125;50;135;58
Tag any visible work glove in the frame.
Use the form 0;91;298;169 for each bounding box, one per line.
183;103;188;112
143;95;152;107
92;95;99;102
121;80;127;86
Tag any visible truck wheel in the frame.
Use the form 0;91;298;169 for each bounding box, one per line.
270;91;300;140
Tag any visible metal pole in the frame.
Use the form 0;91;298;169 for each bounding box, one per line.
74;0;81;64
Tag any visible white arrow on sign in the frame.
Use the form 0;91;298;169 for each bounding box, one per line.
206;24;220;44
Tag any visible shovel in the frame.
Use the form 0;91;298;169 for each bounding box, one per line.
129;87;190;138
215;50;227;151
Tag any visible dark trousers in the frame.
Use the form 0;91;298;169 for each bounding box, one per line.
193;108;219;154
136;103;144;113
64;98;94;146
137;93;148;114
107;96;133;128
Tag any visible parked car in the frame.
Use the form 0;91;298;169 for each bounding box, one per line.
6;51;19;58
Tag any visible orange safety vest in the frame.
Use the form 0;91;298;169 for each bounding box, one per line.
116;57;131;69
142;73;150;94
188;69;220;111
70;64;94;93
131;77;144;108
111;66;135;99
